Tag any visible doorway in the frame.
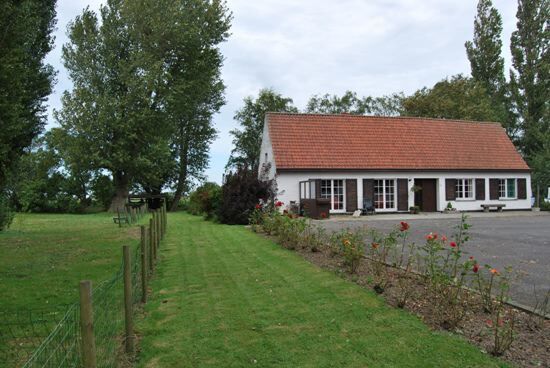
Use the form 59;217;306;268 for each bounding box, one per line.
414;179;437;212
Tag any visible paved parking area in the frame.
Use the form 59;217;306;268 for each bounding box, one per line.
314;212;550;308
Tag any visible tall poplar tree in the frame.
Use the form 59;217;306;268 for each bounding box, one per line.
509;0;549;160
0;0;56;229
465;0;514;136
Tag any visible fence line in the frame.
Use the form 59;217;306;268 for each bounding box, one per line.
1;203;168;368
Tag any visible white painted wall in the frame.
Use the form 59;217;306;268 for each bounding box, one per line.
275;171;532;213
258;118;276;180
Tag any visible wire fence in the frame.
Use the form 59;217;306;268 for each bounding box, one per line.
1;204;167;368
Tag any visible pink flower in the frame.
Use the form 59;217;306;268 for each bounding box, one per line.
275;201;284;207
442;235;448;242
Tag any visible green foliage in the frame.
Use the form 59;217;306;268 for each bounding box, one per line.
0;191;14;231
218;167;276;225
509;0;549;161
0;0;57;188
465;0;506;97
187;182;221;220
306;91;404;116
227;88;298;171
465;0;514;138
402;75;501;122
91;175;115;210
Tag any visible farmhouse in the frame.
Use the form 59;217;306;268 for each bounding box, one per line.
259;113;532;214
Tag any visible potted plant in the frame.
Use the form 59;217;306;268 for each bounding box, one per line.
444;201;456;213
409;205;420;214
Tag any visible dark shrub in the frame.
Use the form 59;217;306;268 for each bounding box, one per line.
0;191;14;231
217;167;275;225
91;175;114;210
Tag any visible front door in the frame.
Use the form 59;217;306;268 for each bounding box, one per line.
414;179;437;212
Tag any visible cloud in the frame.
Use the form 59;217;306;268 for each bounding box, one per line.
45;0;519;183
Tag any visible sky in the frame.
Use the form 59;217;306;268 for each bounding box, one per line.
44;0;519;184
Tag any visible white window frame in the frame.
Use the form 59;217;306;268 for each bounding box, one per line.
374;179;396;211
320;179;346;213
499;178;517;200
455;178;475;200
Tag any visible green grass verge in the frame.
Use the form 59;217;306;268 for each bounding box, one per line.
0;212;143;309
137;213;507;368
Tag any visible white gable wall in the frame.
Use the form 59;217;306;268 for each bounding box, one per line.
258;118;276;180
275;171;532;212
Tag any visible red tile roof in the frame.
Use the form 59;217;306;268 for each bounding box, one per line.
267;113;529;171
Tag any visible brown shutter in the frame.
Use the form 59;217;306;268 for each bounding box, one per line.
397;179;408;211
345;179;358;212
314;179;321;199
475;179;485;200
517;178;527;199
445;179;457;201
489;179;500;200
363;179;374;204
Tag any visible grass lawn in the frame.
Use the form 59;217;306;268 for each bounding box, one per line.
0;212;143;310
137;213;507;368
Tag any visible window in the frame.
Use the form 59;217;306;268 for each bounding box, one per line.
499;179;516;199
456;179;474;199
320;179;345;211
374;179;395;209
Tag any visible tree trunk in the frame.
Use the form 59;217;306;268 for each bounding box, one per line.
109;171;129;212
170;133;189;212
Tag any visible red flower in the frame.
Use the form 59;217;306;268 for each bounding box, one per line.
450;241;457;248
473;264;479;273
255;204;262;210
320;212;327;219
469;256;474;260
371;242;379;249
275;201;284;207
399;221;410;231
490;268;500;276
425;232;435;241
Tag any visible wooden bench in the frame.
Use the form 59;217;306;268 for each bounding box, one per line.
481;204;506;212
113;210;129;226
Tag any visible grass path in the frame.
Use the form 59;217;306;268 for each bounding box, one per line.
137;213;506;368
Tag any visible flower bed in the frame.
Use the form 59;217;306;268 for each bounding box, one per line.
249;206;550;368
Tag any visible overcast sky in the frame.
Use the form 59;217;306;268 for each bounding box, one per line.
44;0;519;184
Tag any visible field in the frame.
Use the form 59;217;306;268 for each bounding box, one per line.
0;213;142;310
136;213;507;367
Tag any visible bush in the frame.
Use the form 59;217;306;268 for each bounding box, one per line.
217;168;275;225
187;182;221;220
0;191;14;231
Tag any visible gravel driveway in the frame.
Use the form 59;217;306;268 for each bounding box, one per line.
314;213;550;309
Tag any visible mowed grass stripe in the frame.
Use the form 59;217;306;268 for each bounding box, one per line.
137;213;506;368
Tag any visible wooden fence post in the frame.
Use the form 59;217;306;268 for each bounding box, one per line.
160;207;165;239
140;226;147;303
156;210;161;246
163;202;167;235
122;245;134;354
79;280;97;368
149;218;156;266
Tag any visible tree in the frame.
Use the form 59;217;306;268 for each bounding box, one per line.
227;88;298;171
305;91;403;116
0;0;56;228
509;0;549;161
465;0;506;97
402;75;500;122
57;0;172;211
126;0;232;212
465;0;515;136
